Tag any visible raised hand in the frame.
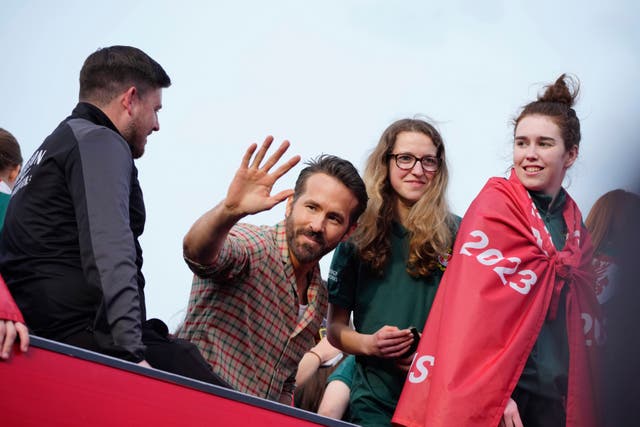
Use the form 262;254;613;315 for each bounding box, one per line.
183;135;301;266
224;136;301;217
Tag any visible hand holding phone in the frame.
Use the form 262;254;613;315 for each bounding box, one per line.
398;326;420;359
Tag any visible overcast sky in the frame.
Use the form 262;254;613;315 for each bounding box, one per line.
2;0;639;330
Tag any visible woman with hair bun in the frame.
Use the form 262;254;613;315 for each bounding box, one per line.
327;117;460;426
393;75;602;427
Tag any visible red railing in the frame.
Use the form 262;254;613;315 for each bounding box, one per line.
0;336;355;427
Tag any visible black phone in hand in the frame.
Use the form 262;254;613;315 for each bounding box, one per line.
399;326;420;359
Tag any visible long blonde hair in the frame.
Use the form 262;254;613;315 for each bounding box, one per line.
352;118;455;277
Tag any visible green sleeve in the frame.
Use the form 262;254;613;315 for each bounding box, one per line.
327;355;356;387
327;241;359;310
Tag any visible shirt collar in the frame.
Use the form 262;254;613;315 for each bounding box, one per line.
391;220;408;238
0;180;11;194
529;188;567;216
71;102;124;138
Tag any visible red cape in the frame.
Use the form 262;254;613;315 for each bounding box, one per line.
0;274;24;323
393;171;602;427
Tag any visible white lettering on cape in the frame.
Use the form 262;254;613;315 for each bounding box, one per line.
459;229;538;295
408;354;435;384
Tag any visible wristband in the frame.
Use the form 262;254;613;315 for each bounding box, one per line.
308;350;322;364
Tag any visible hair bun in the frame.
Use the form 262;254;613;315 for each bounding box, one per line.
538;73;579;107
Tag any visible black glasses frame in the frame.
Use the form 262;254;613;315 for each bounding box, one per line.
388;153;440;172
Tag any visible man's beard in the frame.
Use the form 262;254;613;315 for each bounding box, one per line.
286;216;330;265
123;118;146;159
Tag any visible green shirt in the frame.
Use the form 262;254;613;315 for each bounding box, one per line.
0;191;10;232
517;189;570;399
327;354;356;387
329;222;444;337
328;220;458;426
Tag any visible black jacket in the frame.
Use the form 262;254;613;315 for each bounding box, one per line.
0;102;146;361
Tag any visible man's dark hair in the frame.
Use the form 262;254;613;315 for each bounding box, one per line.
293;154;368;226
79;45;171;105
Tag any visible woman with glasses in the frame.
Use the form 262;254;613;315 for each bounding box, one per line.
393;75;602;427
326;118;459;426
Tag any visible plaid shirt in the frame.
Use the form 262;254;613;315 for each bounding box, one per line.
177;221;327;402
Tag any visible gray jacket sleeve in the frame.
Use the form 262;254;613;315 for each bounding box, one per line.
69;121;145;361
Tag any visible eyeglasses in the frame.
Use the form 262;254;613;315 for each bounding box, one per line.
388;153;440;172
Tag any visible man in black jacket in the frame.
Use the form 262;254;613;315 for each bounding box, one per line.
0;45;226;386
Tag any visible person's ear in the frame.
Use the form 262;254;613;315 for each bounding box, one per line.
121;86;137;115
285;195;294;218
6;164;21;188
8;164;20;182
564;145;578;169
